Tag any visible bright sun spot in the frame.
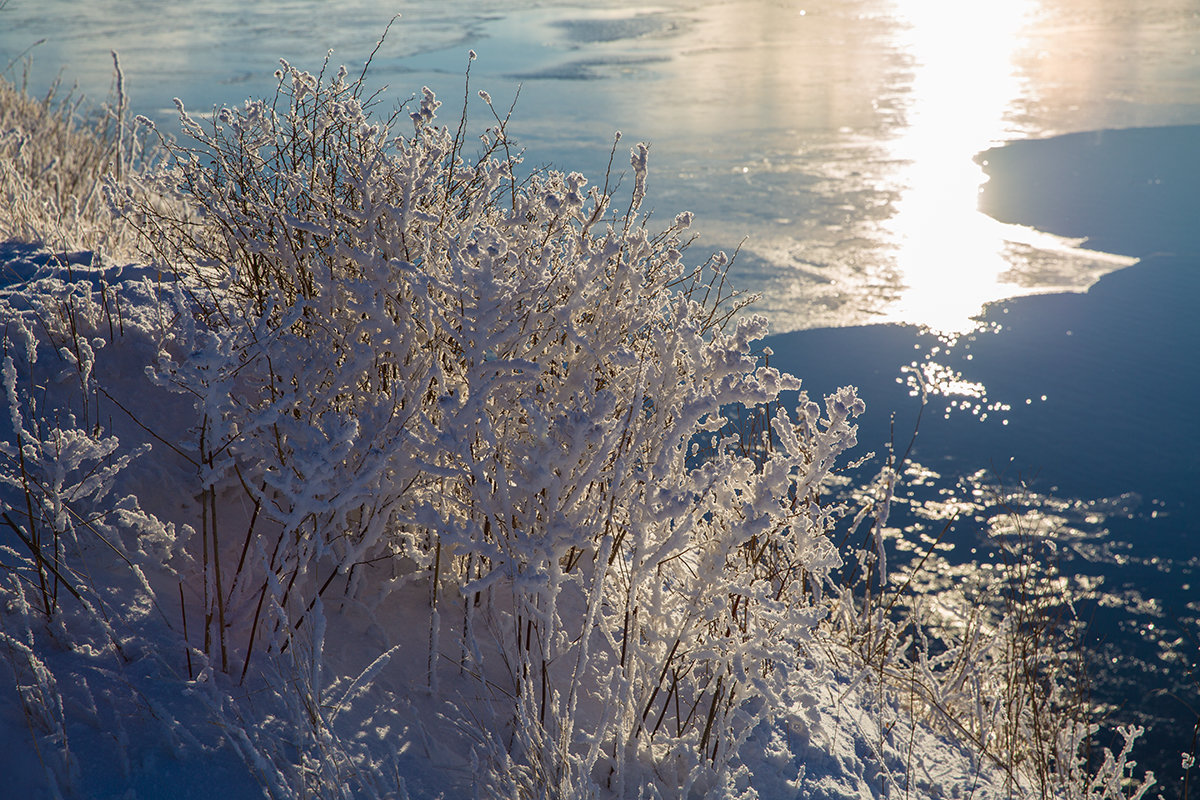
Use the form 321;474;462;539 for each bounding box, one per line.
881;0;1036;332
877;0;1126;333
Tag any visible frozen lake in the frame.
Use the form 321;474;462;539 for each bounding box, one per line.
5;0;1200;791
7;0;1200;334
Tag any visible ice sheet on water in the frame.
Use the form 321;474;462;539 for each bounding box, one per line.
505;54;670;82
553;12;689;44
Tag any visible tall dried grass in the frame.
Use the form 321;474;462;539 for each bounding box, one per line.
0;56;149;258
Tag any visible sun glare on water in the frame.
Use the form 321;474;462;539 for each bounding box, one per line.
880;0;1130;333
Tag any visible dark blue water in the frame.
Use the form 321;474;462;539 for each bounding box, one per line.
768;125;1200;793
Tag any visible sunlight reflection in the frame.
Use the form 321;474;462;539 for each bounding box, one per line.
880;0;1130;333
882;0;1035;332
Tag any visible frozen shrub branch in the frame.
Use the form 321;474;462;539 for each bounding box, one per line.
107;55;877;793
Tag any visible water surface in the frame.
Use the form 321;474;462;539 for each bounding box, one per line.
7;0;1200;332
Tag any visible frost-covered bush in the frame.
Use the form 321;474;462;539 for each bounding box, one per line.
110;55;876;795
0;242;233;798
